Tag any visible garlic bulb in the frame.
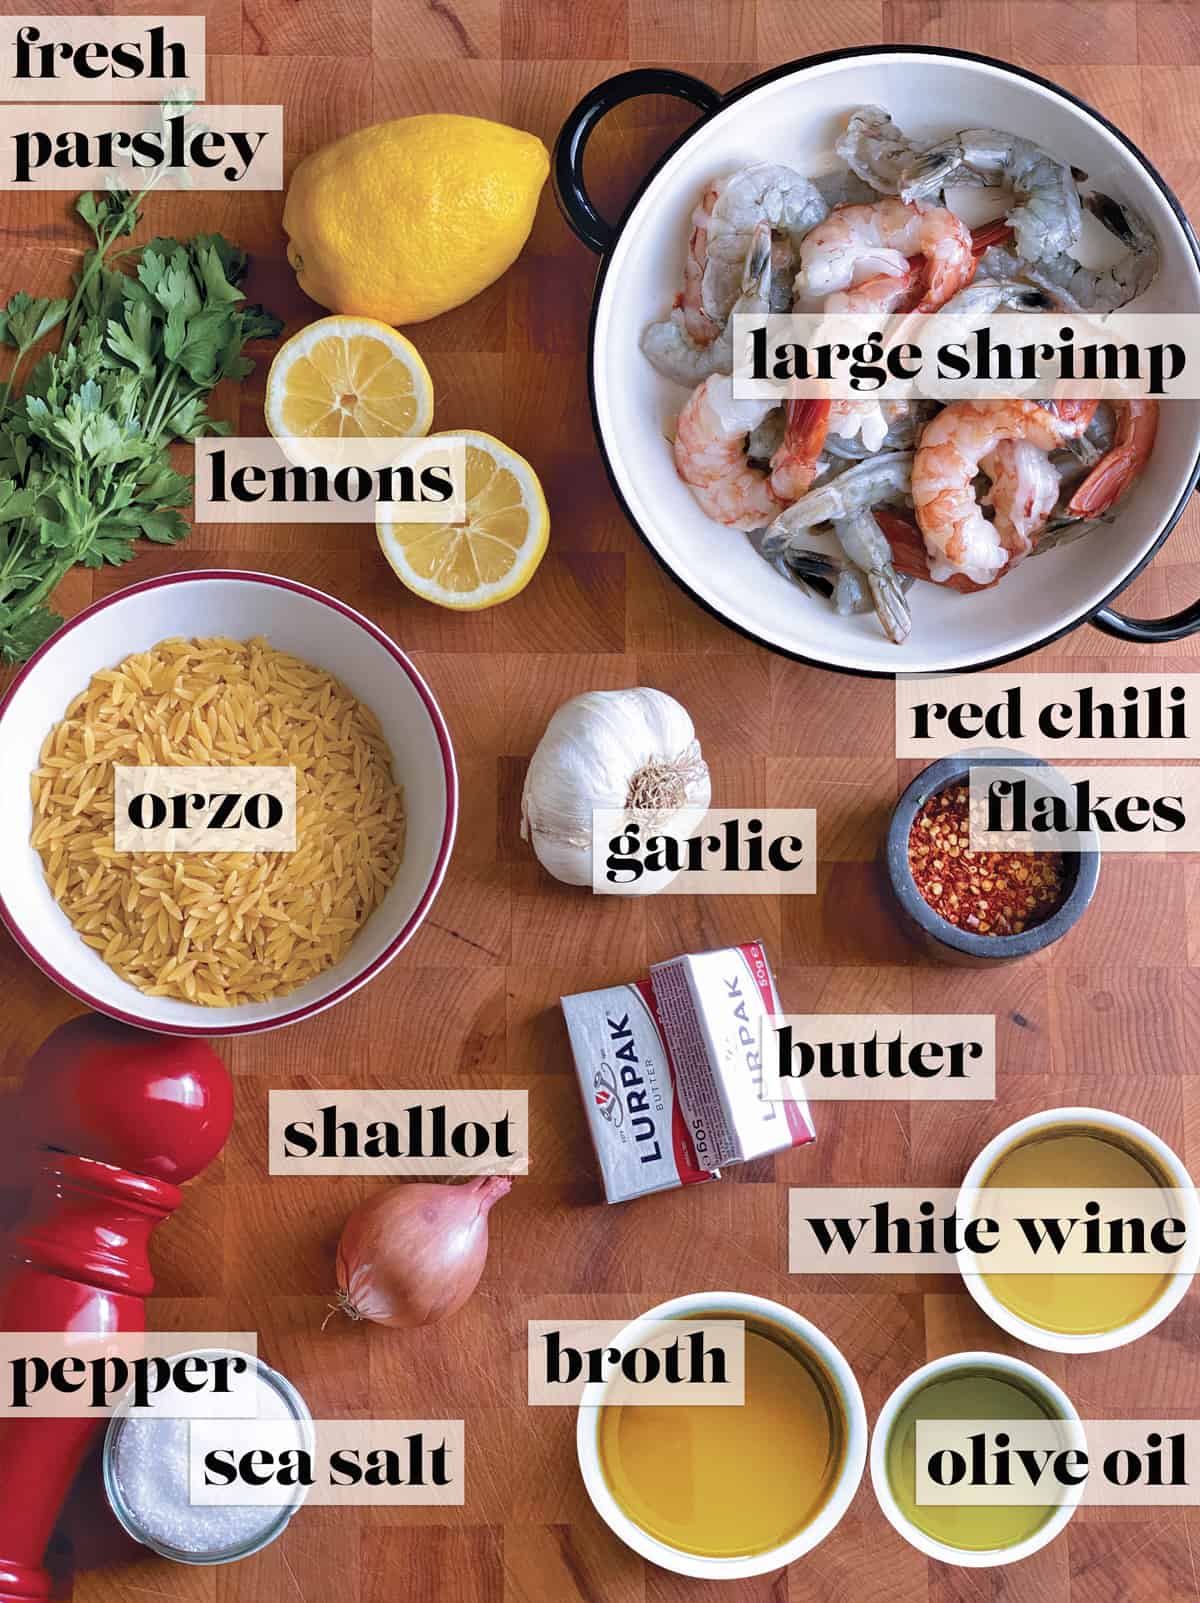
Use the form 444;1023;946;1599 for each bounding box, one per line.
520;688;711;887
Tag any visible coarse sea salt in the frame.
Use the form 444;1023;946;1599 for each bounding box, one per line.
112;1362;304;1556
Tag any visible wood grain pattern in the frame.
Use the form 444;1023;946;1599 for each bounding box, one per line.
1;2;1199;1599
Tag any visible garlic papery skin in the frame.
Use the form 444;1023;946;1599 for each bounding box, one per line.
519;688;711;888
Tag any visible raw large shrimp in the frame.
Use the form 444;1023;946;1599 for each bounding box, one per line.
818;263;926;450
642;222;773;387
704;164;827;312
764;450;914;537
682;180;726;345
912;400;1077;584
832;507;912;643
978;193;1159;312
770;398;833;501
917;314;1083;562
795;198;975;312
674;379;827;530
899;127;1083;261
681;164;827;345
981;439;1063;561
762;453;915;642
836;106;922;195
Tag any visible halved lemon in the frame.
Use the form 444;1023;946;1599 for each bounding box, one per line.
376;430;549;610
265;315;434;449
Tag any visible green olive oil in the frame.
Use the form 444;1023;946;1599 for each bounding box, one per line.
885;1369;1061;1552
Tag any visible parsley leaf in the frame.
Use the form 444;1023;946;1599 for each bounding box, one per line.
0;603;61;663
0;293;68;353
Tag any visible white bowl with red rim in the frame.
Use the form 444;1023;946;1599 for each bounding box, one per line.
0;570;457;1035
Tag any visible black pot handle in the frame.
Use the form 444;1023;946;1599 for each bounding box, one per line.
1093;485;1200;641
1092;597;1200;643
553;69;722;255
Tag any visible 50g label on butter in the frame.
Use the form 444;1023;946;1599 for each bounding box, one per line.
114;765;296;852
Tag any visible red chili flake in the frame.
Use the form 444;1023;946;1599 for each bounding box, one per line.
907;782;1066;937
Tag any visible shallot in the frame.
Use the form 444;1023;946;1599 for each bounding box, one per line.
326;1177;510;1330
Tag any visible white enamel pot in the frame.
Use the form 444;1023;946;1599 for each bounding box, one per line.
554;49;1200;675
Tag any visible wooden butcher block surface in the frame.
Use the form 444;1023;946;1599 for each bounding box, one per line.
2;1;1200;1599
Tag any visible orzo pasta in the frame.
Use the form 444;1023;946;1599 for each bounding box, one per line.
30;636;406;1006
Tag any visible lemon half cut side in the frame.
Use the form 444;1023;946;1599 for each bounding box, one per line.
376;430;549;611
265;316;434;453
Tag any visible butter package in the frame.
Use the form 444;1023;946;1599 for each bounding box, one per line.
650;941;815;1168
562;941;814;1203
561;978;716;1204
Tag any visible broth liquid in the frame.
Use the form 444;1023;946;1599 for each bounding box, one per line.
597;1322;845;1558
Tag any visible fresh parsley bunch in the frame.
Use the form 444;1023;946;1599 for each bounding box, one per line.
0;187;281;663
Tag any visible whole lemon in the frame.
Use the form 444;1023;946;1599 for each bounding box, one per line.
283;114;549;326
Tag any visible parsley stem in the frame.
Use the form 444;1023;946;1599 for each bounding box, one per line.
62;176;159;347
0;337;37;424
142;366;177;441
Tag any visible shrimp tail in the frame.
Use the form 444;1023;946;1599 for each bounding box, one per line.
770;397;832;500
1067;400;1159;517
970;218;1014;256
866;567;913;644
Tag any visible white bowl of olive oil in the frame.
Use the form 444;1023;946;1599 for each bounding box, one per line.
575;1291;867;1579
870;1351;1082;1567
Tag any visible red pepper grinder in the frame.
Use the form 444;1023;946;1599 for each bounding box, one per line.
0;1014;233;1601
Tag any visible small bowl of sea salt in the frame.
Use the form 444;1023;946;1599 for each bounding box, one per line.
103;1350;313;1564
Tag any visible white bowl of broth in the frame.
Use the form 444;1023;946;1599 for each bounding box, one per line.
871;1351;1082;1566
957;1108;1200;1353
575;1292;867;1578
